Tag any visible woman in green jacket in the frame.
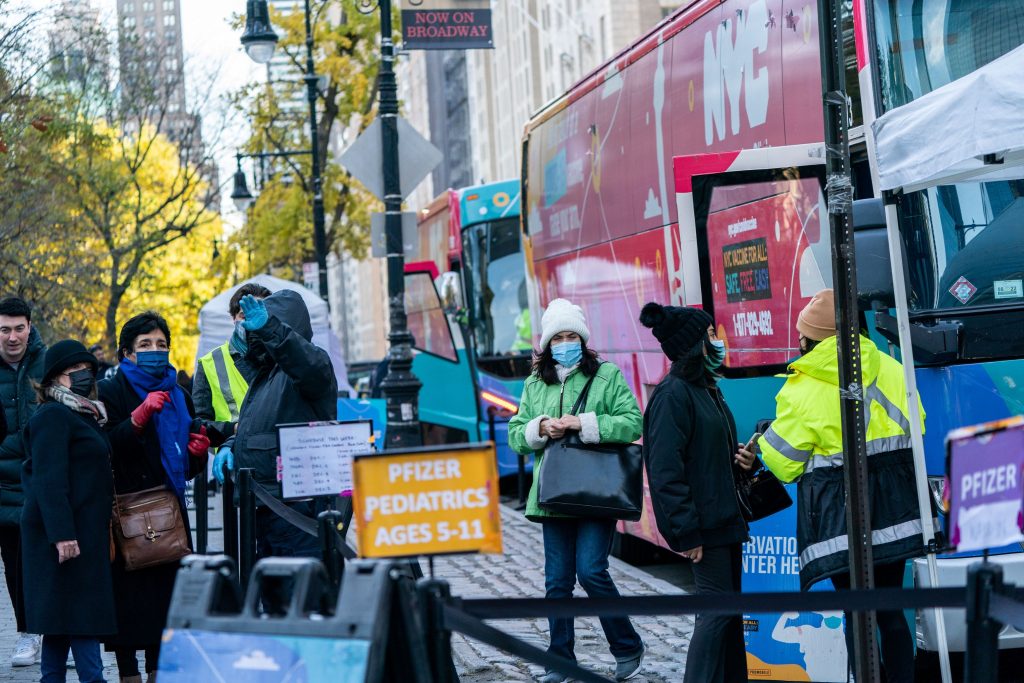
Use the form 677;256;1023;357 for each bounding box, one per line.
508;299;645;683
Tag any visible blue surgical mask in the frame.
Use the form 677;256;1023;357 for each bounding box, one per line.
135;350;170;377
230;322;248;356
551;341;583;367
704;338;725;370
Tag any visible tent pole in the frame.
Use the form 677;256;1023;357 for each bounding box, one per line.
854;0;953;677
882;199;953;683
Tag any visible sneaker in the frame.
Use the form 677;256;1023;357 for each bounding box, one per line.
614;642;645;681
538;671;568;683
11;633;40;667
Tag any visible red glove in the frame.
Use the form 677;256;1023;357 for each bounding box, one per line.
187;426;210;457
130;391;170;429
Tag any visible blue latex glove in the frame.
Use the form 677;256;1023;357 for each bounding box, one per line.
213;446;233;484
239;295;269;330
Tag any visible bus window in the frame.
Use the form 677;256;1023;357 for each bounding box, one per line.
872;0;1024;112
461;217;532;376
405;271;458;362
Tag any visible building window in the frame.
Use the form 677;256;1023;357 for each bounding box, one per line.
143;14;155;27
122;15;135;28
163;0;174;10
142;0;154;10
163;14;175;26
144;30;155;41
166;57;178;71
165;29;176;42
122;1;134;10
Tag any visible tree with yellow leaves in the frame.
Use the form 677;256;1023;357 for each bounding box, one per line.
231;0;386;277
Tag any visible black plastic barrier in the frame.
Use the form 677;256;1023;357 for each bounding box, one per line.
160;556;443;682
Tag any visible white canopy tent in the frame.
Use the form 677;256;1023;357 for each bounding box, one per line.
866;42;1024;683
196;274;354;397
873;44;1024;194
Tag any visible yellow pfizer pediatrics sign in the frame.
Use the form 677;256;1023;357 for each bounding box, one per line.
352;442;502;558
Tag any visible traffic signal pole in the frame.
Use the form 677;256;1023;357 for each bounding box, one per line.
816;0;880;680
376;0;424;449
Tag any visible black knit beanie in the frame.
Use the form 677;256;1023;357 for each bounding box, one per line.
43;340;98;384
639;302;713;361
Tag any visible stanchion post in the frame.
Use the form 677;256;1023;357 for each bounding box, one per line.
965;562;1002;683
195;473;208;554
318;509;344;590
237;468;256;590
418;578;458;683
222;464;238;563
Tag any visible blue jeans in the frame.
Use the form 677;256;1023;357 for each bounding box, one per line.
541;518;643;661
41;636;105;683
255;500;321;560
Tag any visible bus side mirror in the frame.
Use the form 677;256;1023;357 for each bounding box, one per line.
438;271;463;315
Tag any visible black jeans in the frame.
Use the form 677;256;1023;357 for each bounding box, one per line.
254;500;321;560
541;518;643;662
114;646;159;677
0;524;26;632
685;543;747;683
831;561;914;683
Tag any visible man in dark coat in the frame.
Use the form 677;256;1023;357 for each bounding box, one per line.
0;296;46;666
218;290;337;559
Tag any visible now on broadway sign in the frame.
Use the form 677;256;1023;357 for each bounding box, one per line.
401;0;493;50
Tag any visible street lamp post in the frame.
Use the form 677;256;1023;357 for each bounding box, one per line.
241;0;329;303
359;0;423;449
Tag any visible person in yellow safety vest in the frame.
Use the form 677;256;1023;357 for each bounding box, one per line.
510;308;533;352
735;289;924;683
192;284;271;479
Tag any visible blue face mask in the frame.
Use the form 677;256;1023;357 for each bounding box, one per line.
704;338;725;370
230;322;248;356
551;341;583;368
135;350;170;377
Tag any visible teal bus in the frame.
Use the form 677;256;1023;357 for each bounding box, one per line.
404;180;533;479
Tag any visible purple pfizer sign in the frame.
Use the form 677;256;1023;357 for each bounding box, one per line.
947;417;1024;553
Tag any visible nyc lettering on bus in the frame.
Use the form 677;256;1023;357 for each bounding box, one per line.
703;0;770;145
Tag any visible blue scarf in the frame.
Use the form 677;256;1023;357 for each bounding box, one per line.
120;359;191;499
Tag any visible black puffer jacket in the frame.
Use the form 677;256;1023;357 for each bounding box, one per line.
233;290;337;494
0;328;46;525
642;362;748;553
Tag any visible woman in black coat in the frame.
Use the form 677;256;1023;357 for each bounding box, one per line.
22;340;116;683
98;313;212;683
640;303;749;683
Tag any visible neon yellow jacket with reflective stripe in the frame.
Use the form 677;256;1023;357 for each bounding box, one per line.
197;342;250;422
760;335;924;484
761;335;926;589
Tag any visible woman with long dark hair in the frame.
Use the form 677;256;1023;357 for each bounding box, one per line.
508;299;645;683
98;312;211;683
640;302;749;683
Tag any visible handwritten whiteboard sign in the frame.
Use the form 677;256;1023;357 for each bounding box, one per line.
947;415;1024;552
278;420;374;500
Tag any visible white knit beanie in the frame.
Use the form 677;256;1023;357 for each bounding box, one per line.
539;298;591;350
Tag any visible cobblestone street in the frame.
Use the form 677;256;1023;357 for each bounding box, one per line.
436;505;694;682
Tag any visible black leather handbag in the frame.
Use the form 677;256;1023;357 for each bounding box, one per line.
735;463;792;522
537;371;644;521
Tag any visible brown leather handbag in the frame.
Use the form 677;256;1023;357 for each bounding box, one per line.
111;485;190;571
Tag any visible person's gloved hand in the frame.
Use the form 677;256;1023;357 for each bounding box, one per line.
239;295;268;331
131;391;170;429
213;446;233;484
188;425;210;457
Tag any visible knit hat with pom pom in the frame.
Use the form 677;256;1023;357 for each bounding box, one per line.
540;298;591;350
639;302;713;361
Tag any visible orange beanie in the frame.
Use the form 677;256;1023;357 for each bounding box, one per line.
796;289;836;341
